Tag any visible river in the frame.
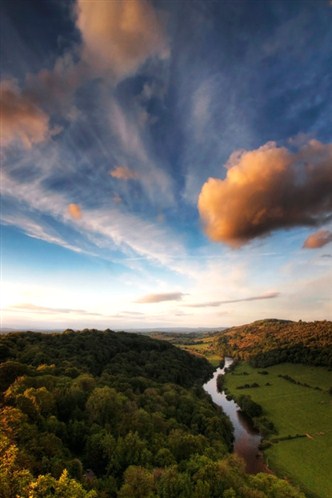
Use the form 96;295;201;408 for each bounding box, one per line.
203;357;266;474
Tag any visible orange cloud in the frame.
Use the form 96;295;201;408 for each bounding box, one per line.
0;80;49;148
110;166;138;181
198;140;332;247
68;203;82;220
25;53;83;118
136;292;184;303
303;229;332;249
75;0;168;79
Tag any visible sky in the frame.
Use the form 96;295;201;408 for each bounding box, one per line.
1;0;332;331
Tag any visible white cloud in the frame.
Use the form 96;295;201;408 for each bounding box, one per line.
108;99;175;206
1;212;84;254
1;169;186;272
191;80;213;142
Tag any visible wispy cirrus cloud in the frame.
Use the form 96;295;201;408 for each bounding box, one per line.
1;168;187;271
136;292;185;304
186;291;280;308
5;304;149;325
198;140;332;247
1;212;84;255
303;229;332;249
1;0;175;240
191;79;214;143
9;303;106;317
185;301;222;308
107;99;175;207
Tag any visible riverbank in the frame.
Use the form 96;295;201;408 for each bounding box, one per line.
203;357;266;474
223;361;332;498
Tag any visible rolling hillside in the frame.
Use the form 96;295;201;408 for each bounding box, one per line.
217;319;332;367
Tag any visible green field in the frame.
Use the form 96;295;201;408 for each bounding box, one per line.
148;332;222;367
179;337;221;366
224;362;332;498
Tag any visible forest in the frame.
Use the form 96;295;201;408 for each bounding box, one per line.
0;329;305;497
216;319;332;367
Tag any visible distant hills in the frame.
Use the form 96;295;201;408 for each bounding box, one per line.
125;327;226;334
3;319;331;368
0;327;65;334
217;319;332;367
1;326;226;334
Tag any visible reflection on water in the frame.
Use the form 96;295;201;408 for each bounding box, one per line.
203;357;266;474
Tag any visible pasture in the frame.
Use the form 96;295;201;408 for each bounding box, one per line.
180;336;221;366
224;362;332;498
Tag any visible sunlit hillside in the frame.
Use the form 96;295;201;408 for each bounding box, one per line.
217;319;332;367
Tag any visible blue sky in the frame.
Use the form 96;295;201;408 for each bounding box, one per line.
1;0;332;330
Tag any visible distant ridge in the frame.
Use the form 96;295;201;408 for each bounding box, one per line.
1;326;226;335
122;327;226;334
249;318;293;325
0;328;64;334
217;319;332;367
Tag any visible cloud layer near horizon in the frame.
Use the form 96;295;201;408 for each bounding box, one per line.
198;140;332;247
136;292;185;304
186;291;279;308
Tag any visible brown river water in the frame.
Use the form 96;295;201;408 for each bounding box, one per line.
203;357;267;473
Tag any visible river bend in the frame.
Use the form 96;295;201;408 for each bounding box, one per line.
203;357;266;473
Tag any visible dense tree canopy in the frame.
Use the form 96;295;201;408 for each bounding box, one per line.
217;319;332;367
0;329;305;497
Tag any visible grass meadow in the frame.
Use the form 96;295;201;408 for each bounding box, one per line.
180;337;221;367
148;333;222;367
224;362;332;498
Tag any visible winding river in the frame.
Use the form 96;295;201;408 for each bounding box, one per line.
203;357;266;474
